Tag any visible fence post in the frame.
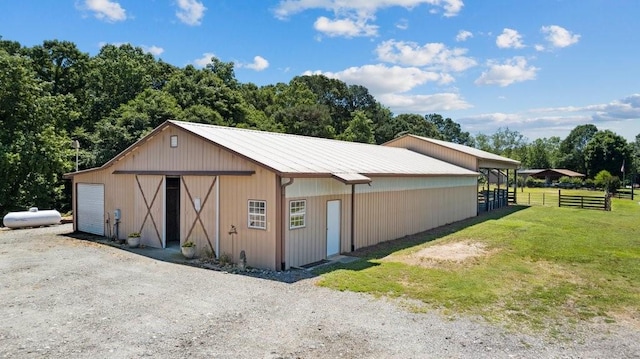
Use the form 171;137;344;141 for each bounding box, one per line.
528;192;531;205
558;189;561;207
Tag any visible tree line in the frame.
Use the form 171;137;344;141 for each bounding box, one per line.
1;37;638;214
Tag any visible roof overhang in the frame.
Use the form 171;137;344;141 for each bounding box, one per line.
331;173;372;184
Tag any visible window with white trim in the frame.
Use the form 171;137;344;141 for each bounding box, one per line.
289;200;306;229
248;200;266;229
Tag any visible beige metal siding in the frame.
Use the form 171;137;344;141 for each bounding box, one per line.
218;168;277;270
181;176;218;256
354;185;477;249
72;170;136;240
115;127;255;172
385;137;477;170
285;194;352;268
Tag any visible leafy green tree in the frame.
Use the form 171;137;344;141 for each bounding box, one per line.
375;113;440;143
164;65;248;125
525;138;551;169
425;113;474;146
93;89;183;164
584;130;631;178
594;170;620;192
557;124;598;174
632;133;640;184
0;50;72;213
272;104;335;138
25;40;90;97
475;128;527;161
338;111;375;143
86;44;165;125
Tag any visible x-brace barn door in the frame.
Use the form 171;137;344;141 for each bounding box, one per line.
135;175;165;248
181;176;217;256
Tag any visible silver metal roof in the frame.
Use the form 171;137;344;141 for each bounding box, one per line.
170;121;478;179
407;135;521;166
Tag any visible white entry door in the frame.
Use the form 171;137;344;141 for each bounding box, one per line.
326;200;341;257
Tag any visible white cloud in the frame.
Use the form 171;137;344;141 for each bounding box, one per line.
241;56;270;71
274;0;464;19
142;45;164;56
496;28;524;49
379;92;471;113
396;18;409;30
82;0;127;22
591;94;640;122
274;1;463;38
193;52;216;67
534;44;545;52
375;39;476;72
459;94;640;141
475;57;538;87
456;30;473;42
176;0;206;26
541;25;580;48
305;64;449;95
314;16;378;37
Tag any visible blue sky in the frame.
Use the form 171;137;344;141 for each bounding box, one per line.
1;0;639;142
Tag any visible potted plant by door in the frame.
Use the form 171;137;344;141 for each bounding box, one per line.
127;232;141;248
181;241;197;259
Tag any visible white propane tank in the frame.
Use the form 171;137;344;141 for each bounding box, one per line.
2;207;62;229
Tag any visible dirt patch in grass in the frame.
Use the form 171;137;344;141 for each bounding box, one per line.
385;241;493;268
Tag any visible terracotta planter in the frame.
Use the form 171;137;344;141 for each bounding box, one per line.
127;236;140;248
181;245;196;259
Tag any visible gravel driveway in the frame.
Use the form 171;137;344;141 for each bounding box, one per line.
1;225;638;358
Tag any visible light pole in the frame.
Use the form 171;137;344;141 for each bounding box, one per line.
72;140;80;172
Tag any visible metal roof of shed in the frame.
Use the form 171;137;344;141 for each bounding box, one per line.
385;134;521;169
170;121;478;179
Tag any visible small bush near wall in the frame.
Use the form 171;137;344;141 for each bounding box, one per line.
526;177;545;188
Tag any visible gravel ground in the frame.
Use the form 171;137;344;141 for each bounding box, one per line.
1;224;639;358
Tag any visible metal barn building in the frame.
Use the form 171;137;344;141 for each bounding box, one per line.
384;135;521;212
66;121;481;270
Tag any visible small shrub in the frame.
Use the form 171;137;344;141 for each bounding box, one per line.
128;232;140;238
182;241;195;248
219;252;233;266
526;177;545;188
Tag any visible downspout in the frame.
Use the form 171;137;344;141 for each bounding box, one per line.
215;176;220;258
280;177;294;271
350;184;355;252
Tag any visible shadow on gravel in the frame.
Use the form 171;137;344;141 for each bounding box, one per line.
60;231;317;284
60;206;528;283
312;205;529;275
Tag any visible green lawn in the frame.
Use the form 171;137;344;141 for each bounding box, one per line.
314;199;640;332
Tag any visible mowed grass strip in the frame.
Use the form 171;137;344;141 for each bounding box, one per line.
314;199;640;330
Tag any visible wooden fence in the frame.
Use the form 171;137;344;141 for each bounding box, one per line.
558;190;610;211
612;189;634;200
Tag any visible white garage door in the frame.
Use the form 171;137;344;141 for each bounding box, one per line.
77;183;105;236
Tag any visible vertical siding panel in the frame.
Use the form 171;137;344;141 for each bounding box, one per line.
219;168;276;270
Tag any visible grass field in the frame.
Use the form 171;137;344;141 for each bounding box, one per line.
314;198;640;333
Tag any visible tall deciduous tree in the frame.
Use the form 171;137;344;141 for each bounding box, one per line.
583;130;631;178
525;138;551;169
338;110;375;144
0;50;72;214
557;124;598;174
375;113;440;143
425;113;474;146
93;89;183;164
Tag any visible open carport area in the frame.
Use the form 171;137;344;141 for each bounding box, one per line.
1;225;637;358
